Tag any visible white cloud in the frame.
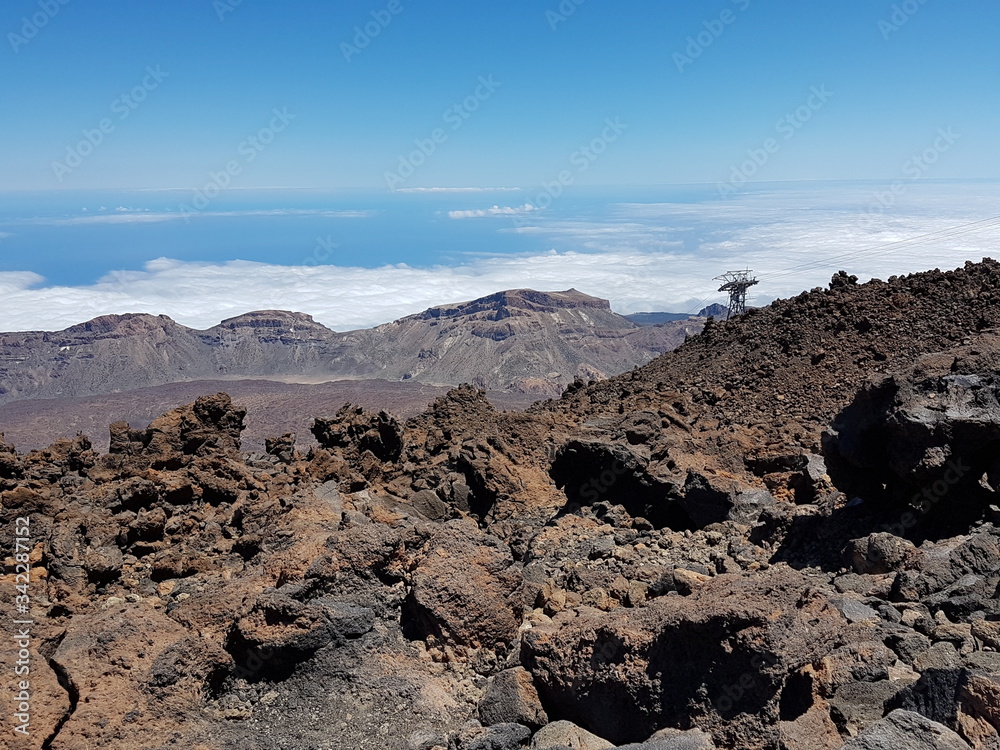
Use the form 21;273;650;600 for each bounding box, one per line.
0;271;44;295
12;208;375;227
1;183;998;333
448;204;539;219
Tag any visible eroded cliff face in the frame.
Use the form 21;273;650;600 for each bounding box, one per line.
0;288;704;406
7;262;1000;749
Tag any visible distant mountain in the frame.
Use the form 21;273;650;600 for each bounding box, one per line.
698;303;729;318
624;312;690;325
626;304;729;326
0;289;706;405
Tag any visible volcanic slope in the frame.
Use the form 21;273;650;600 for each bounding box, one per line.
546;261;1000;456
319;260;1000;539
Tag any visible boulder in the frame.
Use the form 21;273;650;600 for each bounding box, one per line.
956;671;1000;748
830;680;914;737
847;533;919;574
678;471;764;529
411;488;450;521
620;727;718;748
825;351;1000;536
457;722;531;750
264;432;297;463
530;720;613;749
48;603;229;747
404;520;524;653
727;489;778;526
234;591;374;655
478;667;548;728
522;567;863;747
839;709;971;749
971;619;1000;650
82;544;124;584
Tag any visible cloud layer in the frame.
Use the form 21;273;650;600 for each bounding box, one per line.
447;204;539;219
12;208;375;227
1;184;998;333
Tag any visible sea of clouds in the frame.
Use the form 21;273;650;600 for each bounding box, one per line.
1;183;998;333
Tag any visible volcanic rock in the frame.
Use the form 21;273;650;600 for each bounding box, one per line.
403;519;524;657
11;261;1000;749
825;335;1000;539
521;567;865;747
840;709;972;749
529;720;614;749
478;667;548;728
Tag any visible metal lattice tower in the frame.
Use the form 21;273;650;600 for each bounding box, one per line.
715;269;759;319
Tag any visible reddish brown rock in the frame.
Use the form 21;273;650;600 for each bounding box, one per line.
47;603;226;749
404;519;524;657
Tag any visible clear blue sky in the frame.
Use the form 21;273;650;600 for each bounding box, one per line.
1;0;998;190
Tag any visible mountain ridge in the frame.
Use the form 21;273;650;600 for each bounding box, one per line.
0;288;706;405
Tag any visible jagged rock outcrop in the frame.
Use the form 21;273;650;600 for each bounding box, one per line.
312;405;404;463
825;335;1000;539
521;567;867;747
840;709;972;749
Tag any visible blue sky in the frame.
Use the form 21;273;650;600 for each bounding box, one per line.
2;0;998;190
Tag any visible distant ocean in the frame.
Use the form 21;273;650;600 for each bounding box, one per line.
0;185;722;288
